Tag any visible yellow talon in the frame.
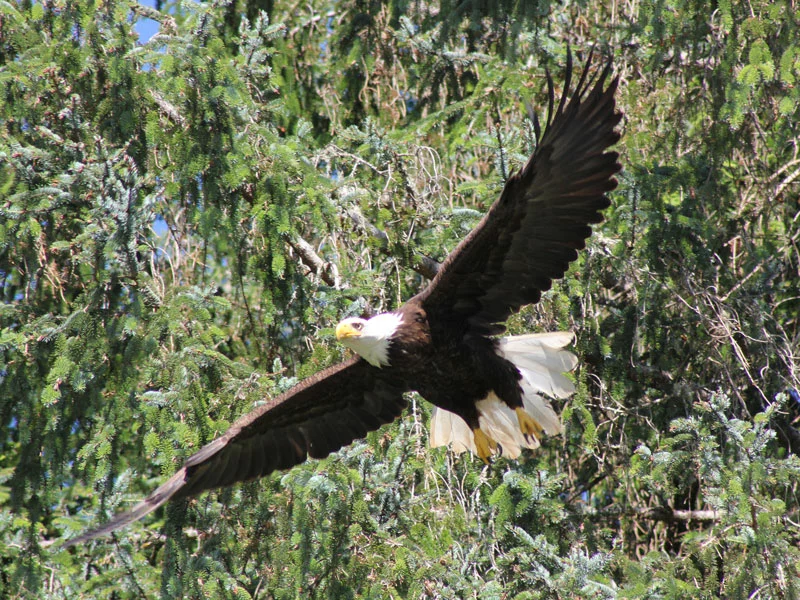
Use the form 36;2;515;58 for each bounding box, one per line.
473;428;498;464
516;407;544;442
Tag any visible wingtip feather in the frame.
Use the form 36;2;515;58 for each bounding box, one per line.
62;468;189;548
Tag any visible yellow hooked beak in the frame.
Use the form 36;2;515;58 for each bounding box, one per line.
335;321;363;341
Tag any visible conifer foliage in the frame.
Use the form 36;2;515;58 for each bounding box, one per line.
1;1;798;598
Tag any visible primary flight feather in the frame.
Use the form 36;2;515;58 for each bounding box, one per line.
65;51;621;546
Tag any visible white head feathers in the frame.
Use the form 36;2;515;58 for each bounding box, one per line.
335;312;403;367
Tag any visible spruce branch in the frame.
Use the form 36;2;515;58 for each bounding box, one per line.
412;253;441;280
287;235;340;288
149;90;187;128
584;506;721;523
347;205;440;279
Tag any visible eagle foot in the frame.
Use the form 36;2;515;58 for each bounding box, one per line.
516;408;544;443
472;428;498;464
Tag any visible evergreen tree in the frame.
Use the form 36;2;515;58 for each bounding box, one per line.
1;0;798;598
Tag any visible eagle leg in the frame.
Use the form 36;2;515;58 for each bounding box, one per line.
516;407;544;444
472;427;498;464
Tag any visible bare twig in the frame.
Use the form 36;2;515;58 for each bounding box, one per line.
774;163;800;200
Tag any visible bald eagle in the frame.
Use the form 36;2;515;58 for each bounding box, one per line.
65;51;621;546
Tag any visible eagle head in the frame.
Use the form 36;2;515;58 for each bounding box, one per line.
335;313;403;368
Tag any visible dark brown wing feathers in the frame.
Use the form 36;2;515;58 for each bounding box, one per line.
415;50;621;335
64;358;407;546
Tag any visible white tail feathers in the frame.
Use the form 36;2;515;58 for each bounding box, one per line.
429;405;476;454
429;331;577;459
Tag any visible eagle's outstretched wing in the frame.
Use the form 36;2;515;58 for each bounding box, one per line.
64;358;407;546
415;51;622;335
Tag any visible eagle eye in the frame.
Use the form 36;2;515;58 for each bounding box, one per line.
352;321;363;330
